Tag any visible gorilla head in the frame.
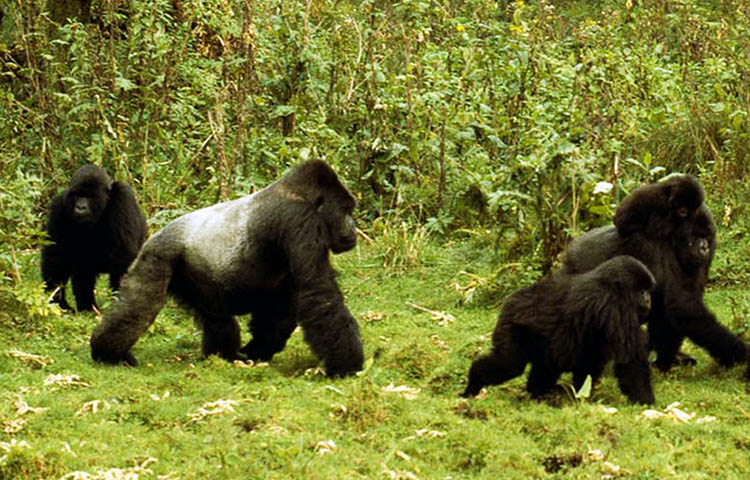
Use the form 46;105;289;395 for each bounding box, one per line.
614;173;704;238
90;160;365;378
63;165;113;225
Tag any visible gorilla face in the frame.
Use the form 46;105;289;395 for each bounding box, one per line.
313;173;358;255
319;198;357;254
63;165;112;224
673;204;716;274
638;290;652;320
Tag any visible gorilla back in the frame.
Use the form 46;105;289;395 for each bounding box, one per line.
90;160;364;378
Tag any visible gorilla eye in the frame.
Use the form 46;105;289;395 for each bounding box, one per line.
677;207;688;218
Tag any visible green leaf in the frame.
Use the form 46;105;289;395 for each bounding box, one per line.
575;375;592;401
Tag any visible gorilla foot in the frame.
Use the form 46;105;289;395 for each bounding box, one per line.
91;348;138;367
461;384;482;398
239;342;277;362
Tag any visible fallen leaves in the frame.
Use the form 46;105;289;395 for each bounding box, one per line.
361;311;386;323
75;400;111;417
188;398;240;423
0;439;31;465
641;402;717;424
314;439;336;455
7;349;53;368
13;397;47;416
43;374;90;389
2;397;47;433
60;457;160;480
382;383;420;400
405;302;455;326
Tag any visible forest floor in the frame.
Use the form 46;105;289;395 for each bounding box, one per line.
1;238;749;479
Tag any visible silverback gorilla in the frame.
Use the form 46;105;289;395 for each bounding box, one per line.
463;255;656;404
90;160;365;377
564;175;745;372
42;164;147;311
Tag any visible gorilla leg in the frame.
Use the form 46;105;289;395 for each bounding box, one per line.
649;316;685;372
241;300;297;362
72;270;98;311
41;245;72;309
572;349;607;392
526;362;561;398
295;281;364;377
200;313;241;360
677;308;747;367
108;265;129;292
614;359;654;404
462;351;528;398
463;325;529;397
90;250;172;366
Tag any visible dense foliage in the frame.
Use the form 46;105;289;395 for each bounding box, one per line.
1;0;749;283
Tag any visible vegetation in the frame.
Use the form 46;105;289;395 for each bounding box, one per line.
1;0;749;478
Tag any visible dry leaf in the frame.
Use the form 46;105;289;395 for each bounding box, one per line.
0;439;30;454
383;383;420;400
60;457;157;480
314;440;336;455
405;302;455;326
394;450;411;461
75;400;111;417
414;429;445;439
361;311;386;323
381;463;419;480
641;402;714;424
14;398;48;416
3;418;27;434
149;391;171;401
43;374;90;388
188;399;239;422
232;360;268;369
7;349;53;368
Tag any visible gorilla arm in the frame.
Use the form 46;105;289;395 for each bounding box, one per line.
284;209;364;378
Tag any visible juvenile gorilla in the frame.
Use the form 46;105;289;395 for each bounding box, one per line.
90;160;364;378
565;185;745;372
41;164;147;311
463;256;656;404
613;173;704;237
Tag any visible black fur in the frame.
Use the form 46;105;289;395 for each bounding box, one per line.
613;173;704;237
565;190;745;372
89;160;364;378
463;256;656;404
41;164;147;311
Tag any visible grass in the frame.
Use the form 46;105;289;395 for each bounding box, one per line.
1;237;750;479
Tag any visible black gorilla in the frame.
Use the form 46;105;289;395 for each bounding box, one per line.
90;160;364;378
41;164;148;311
463;255;657;404
613;173;704;237
564;179;745;372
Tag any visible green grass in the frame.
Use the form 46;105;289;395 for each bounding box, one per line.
1;239;750;479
